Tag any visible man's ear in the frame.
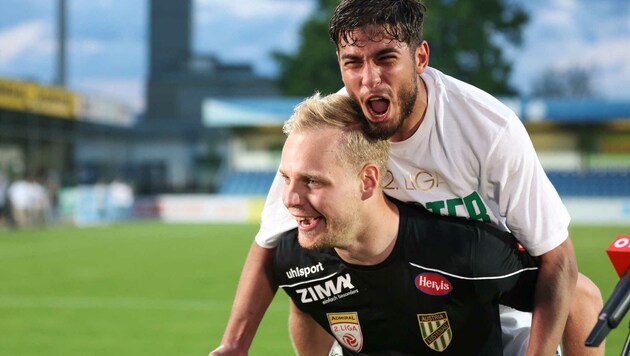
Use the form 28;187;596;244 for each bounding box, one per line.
414;40;430;74
360;164;380;200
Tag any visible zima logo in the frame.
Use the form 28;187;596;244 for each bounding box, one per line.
415;273;452;295
418;311;452;352
327;312;363;352
296;273;356;303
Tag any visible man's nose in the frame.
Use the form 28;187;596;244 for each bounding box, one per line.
283;182;302;208
362;62;382;88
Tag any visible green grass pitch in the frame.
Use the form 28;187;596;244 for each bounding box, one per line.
0;222;628;355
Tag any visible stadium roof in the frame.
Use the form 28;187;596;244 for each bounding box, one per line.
203;97;303;127
202;96;630;128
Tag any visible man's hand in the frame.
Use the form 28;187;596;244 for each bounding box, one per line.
209;344;247;356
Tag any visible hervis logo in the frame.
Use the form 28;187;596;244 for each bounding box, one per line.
417;311;452;352
327;312;363;352
415;272;452;295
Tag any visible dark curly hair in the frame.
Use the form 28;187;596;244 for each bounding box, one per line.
329;0;427;49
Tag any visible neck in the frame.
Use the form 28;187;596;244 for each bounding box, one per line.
335;196;399;265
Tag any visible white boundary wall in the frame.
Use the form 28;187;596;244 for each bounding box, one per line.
563;198;630;225
156;195;266;223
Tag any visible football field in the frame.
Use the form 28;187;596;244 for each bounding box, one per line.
0;222;628;355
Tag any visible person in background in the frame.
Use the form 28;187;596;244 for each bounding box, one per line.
107;178;134;222
0;171;9;227
7;174;32;228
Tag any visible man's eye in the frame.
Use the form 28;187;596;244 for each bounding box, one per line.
305;178;320;186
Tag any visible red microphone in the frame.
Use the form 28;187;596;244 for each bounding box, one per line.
608;236;630;278
586;235;630;347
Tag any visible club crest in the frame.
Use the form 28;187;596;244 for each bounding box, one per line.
417;311;452;352
327;312;363;352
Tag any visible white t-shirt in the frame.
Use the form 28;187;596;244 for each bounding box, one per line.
255;67;570;256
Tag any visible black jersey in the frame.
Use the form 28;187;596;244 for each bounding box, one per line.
273;199;539;355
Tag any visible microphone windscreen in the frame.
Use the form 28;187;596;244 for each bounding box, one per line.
606;236;630;278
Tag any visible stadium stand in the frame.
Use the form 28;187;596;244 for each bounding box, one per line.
547;170;630;197
218;170;276;196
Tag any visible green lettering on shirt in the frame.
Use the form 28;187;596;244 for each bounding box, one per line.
463;191;491;222
446;198;464;216
425;201;445;214
424;191;491;222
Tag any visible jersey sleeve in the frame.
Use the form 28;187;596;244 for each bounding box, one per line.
485;117;570;256
254;171;297;248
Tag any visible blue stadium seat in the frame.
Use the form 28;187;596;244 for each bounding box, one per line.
547;170;630;197
218;170;276;195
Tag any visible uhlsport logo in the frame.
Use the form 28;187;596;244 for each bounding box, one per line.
327;312;363;352
415;272;452;295
285;262;324;279
418;311;452;352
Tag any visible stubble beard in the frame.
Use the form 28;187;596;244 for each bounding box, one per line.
351;75;419;140
298;209;359;251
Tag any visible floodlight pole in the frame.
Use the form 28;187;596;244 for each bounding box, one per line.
56;0;67;87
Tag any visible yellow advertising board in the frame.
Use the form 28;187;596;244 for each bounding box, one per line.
29;85;77;119
0;77;77;119
0;78;34;112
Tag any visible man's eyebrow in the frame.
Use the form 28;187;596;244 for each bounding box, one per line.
340;47;401;61
300;171;332;185
277;169;326;181
340;53;361;61
374;47;400;57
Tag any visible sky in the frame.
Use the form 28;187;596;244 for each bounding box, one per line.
0;0;628;114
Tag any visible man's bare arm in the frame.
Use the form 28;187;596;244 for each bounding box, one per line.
526;238;578;356
289;300;335;356
210;242;277;356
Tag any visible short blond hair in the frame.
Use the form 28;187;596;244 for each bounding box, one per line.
283;93;390;179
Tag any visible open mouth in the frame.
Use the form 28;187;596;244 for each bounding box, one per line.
296;216;323;232
366;96;390;122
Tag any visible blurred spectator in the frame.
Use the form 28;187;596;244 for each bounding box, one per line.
93;179;109;221
8;175;31;228
31;177;51;227
0;171;8;226
107;178;134;222
6;174;51;229
74;178;135;225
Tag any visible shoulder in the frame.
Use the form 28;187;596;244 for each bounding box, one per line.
397;199;479;253
275;228;299;254
425;67;520;130
396;199;518;265
397;198;489;236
